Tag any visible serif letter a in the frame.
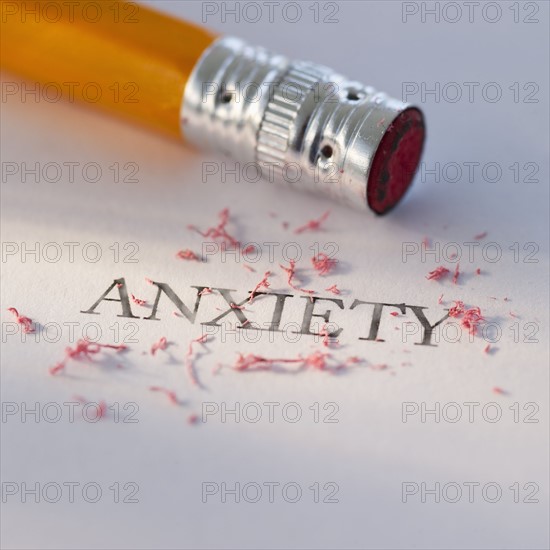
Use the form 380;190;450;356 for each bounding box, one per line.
80;278;139;318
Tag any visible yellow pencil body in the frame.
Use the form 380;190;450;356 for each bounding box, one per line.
1;0;217;138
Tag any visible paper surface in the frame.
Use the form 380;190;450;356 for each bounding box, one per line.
1;1;549;549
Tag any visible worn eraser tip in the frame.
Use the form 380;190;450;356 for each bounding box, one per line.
367;108;425;215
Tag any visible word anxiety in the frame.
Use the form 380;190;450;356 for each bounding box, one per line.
81;278;451;347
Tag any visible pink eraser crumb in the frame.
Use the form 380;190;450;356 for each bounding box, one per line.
188;414;200;425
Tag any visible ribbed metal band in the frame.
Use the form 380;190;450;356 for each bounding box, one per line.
256;63;321;166
181;36;416;211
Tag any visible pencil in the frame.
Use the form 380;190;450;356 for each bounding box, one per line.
1;0;425;214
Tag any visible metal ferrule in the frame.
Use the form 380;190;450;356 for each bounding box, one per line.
181;36;414;211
